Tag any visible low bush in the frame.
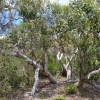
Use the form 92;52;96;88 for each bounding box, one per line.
0;56;26;95
64;83;78;94
53;97;65;100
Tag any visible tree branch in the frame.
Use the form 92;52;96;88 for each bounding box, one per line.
57;51;63;61
85;68;100;79
1;51;58;84
10;52;39;68
57;48;78;69
75;68;100;88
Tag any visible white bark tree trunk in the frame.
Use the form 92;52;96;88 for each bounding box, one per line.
44;51;58;83
30;67;40;97
57;48;78;80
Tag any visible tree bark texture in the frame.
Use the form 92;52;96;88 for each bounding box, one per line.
31;67;40;97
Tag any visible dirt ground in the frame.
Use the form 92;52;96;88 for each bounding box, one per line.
1;78;100;100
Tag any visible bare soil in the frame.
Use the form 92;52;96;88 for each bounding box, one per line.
1;78;100;100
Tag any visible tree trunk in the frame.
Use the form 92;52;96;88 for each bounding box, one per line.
2;52;58;84
30;67;40;97
74;78;86;88
44;51;58;84
40;70;58;84
75;68;100;88
12;52;58;84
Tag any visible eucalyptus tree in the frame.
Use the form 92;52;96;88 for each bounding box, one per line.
0;1;24;94
6;0;59;97
1;0;100;98
55;0;100;88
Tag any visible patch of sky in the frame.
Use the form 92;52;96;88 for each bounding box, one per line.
43;2;54;27
1;10;9;25
12;12;23;25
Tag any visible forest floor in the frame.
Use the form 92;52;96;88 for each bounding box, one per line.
1;77;100;100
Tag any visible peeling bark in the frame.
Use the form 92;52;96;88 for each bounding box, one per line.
10;52;58;84
44;51;48;72
57;51;63;61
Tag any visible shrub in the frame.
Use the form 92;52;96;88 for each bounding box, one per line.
0;56;26;95
48;62;58;75
64;84;78;94
53;97;65;100
39;95;45;99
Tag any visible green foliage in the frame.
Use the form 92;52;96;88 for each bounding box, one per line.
64;84;78;94
90;74;100;82
0;55;26;95
68;0;100;32
53;97;65;100
54;0;100;81
48;54;60;76
19;0;43;20
39;95;45;99
48;62;58;75
56;74;62;79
